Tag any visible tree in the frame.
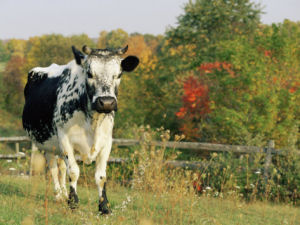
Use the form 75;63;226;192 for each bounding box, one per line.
24;34;95;79
0;40;9;61
166;0;262;64
2;55;26;115
6;39;27;58
175;22;299;147
97;29;128;49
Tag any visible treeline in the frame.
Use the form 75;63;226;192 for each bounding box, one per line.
0;0;299;149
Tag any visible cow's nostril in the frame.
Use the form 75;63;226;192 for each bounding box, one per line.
99;100;104;106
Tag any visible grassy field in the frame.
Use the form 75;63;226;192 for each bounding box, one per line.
0;175;299;225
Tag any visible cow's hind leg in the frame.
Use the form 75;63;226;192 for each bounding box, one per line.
95;141;112;215
57;157;68;199
45;153;64;201
59;134;80;209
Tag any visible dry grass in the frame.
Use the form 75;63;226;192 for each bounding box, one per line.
0;175;299;225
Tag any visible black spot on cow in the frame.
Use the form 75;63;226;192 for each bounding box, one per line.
22;73;61;143
58;91;89;123
24;71;48;97
86;81;96;101
102;86;109;93
114;86;118;97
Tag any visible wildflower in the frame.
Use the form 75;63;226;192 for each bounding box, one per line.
235;186;240;189
9;168;16;171
6;160;12;163
255;170;261;174
205;186;212;190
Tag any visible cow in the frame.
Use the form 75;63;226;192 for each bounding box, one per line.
22;45;139;214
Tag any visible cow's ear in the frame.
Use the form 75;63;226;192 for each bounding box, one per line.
72;46;85;65
121;56;139;72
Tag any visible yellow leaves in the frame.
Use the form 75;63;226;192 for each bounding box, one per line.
170;48;177;56
125;35;158;73
6;39;27;57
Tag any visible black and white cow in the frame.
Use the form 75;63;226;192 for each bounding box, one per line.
22;45;139;214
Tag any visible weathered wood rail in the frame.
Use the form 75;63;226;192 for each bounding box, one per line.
0;136;298;174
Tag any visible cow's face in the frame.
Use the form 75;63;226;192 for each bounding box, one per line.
72;45;139;114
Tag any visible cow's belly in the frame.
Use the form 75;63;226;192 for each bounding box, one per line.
35;136;61;155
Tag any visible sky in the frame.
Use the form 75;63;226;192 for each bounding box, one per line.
1;0;300;40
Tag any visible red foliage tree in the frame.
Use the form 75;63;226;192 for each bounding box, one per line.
176;61;234;140
175;75;210;140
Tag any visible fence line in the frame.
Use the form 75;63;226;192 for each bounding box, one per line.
0;136;291;154
0;136;298;174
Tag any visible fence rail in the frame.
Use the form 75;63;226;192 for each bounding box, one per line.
0;136;292;154
0;136;299;175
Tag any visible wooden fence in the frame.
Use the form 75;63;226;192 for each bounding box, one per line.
0;136;298;174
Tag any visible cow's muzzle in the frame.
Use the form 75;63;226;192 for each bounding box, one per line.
94;97;117;113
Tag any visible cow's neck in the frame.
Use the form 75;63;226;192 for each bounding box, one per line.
87;111;114;161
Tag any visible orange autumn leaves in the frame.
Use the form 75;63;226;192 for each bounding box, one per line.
175;76;210;119
175;62;233;139
176;61;233;120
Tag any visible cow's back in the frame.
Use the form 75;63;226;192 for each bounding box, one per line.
22;69;63;143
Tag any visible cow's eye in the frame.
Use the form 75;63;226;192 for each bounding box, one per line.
117;72;123;79
87;71;93;78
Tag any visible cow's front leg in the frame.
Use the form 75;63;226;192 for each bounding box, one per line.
59;134;79;209
95;138;112;214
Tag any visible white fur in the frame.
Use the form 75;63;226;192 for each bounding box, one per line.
31;63;68;78
87;56;121;103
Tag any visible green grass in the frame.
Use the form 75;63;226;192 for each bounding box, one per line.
0;175;299;225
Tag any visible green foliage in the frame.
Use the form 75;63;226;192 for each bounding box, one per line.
166;0;262;63
97;29;128;49
0;40;9;61
5;39;27;58
1;55;26;115
25;34;95;71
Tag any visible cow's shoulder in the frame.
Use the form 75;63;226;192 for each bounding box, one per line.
27;70;48;84
24;64;70;97
28;63;68;83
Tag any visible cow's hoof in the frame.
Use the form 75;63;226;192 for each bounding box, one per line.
99;200;111;215
68;195;79;209
68;187;79;209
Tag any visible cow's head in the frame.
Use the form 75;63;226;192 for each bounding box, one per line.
72;45;139;114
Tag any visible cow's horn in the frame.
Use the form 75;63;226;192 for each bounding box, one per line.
117;45;128;55
82;45;92;55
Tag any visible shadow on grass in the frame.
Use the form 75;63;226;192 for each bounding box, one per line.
0;181;47;201
0;182;26;198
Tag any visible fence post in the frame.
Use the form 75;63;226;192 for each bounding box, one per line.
264;140;274;182
29;142;38;176
15;142;20;165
